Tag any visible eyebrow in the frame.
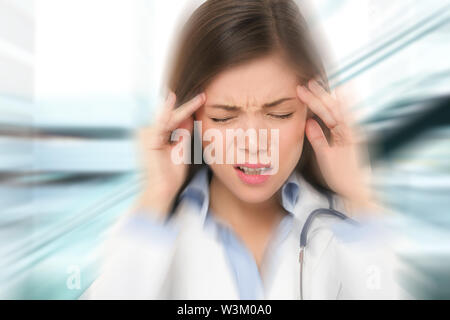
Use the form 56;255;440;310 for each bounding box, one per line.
263;97;295;108
210;97;295;111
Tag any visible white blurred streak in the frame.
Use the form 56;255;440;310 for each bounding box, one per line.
35;0;144;97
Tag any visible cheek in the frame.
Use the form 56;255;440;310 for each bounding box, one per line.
277;119;306;162
198;120;229;165
194;110;215;146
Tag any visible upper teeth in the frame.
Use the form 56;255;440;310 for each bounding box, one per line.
238;166;269;175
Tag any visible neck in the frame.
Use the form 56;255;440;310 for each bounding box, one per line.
209;174;285;231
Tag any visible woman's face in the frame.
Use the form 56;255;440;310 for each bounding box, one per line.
195;52;308;203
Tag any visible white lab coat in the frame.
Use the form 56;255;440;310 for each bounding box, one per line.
81;171;408;300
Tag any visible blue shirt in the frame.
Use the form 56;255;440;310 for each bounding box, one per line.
129;167;301;299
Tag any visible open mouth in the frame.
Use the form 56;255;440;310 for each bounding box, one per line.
233;164;272;185
234;165;271;175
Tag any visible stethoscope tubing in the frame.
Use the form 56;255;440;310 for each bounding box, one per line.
298;194;358;299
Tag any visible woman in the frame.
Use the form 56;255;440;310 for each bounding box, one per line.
83;0;404;299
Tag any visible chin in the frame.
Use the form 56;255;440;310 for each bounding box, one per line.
232;183;278;204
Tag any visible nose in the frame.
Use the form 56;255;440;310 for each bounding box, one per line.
236;116;268;155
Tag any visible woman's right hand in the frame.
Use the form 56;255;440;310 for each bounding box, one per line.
134;91;206;220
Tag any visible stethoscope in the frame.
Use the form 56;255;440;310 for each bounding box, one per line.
298;193;358;299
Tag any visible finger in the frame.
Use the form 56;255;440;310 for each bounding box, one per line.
297;85;337;128
305;118;330;156
177;116;194;133
152;92;178;146
154;91;177;129
167;93;206;131
143;126;167;150
330;88;338;100
307;79;342;121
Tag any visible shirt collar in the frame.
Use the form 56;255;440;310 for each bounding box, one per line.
178;166;301;225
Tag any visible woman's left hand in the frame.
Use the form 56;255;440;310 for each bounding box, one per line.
296;79;380;215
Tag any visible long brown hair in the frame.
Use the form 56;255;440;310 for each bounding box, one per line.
165;0;333;210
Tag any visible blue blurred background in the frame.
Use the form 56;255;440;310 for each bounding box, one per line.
0;0;449;299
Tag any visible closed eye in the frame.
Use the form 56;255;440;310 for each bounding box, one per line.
210;117;236;123
268;112;294;119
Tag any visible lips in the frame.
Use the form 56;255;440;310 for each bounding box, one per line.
233;164;272;185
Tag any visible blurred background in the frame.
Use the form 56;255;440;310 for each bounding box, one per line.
0;0;449;299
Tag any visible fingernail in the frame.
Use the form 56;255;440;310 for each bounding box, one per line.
309;79;318;89
196;93;205;102
313;79;326;90
166;91;175;103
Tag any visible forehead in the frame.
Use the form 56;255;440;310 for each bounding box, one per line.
205;53;299;107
